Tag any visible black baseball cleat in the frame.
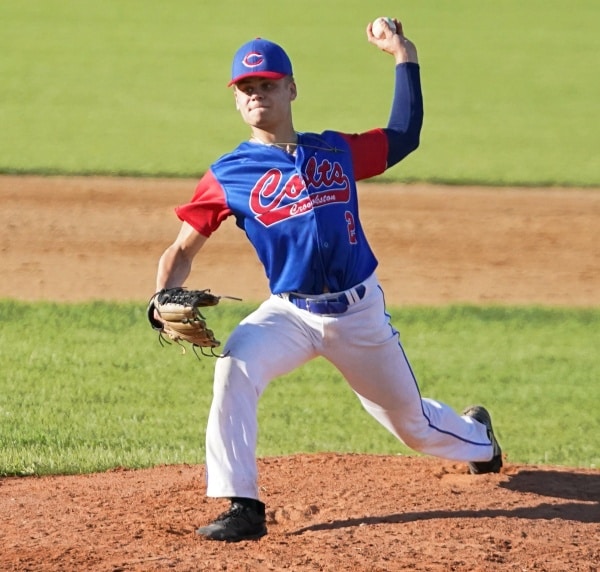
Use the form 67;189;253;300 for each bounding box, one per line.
196;499;267;542
463;405;503;474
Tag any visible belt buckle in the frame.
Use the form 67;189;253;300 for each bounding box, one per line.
285;285;366;315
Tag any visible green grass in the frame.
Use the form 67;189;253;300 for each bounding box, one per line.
1;301;598;476
0;0;598;185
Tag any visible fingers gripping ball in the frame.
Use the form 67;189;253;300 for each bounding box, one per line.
147;287;222;352
372;16;397;39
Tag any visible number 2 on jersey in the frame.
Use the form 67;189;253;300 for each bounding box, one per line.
345;211;357;244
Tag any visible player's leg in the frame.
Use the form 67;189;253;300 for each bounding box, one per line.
322;279;499;465
197;296;319;540
204;295;318;500
338;342;494;462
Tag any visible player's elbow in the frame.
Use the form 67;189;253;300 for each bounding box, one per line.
385;129;421;168
406;132;420;153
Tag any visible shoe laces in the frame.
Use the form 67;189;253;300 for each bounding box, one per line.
214;503;245;523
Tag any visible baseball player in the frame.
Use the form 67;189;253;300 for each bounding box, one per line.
154;18;502;542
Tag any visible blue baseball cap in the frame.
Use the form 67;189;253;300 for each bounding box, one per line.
228;38;293;87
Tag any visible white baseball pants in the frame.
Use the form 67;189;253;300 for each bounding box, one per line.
204;273;494;499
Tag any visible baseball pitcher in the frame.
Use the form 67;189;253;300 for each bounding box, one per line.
151;17;502;542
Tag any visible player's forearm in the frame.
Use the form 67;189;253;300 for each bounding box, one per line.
155;245;193;291
384;63;423;167
392;39;418;65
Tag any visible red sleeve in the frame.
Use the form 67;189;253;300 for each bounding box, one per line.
339;128;388;181
174;170;233;237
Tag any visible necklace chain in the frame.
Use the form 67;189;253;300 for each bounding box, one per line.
250;133;298;155
248;133;344;155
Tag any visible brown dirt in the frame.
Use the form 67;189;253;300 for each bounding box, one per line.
1;175;599;571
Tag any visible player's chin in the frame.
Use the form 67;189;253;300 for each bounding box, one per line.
249;108;271;121
249;115;276;130
242;109;268;125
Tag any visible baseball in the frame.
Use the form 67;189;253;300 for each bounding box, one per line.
372;17;396;39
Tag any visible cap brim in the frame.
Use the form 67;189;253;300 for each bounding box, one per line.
227;71;287;87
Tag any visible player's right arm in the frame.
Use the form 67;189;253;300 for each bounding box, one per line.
156;222;208;291
156;170;232;291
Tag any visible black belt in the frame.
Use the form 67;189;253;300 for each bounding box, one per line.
279;284;366;315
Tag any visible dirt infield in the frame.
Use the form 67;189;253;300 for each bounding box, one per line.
1;176;599;571
1;175;599;306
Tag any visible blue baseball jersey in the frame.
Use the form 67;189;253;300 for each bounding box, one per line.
176;63;423;295
177;129;388;295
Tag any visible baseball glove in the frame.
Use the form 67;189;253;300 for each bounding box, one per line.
147;287;221;353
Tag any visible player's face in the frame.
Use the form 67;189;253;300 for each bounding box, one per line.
233;76;296;129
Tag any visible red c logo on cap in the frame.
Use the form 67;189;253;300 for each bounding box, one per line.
242;51;264;68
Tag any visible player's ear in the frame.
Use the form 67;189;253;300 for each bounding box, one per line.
289;79;297;101
233;89;240;111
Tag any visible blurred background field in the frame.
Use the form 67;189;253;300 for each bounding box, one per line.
0;1;598;476
1;301;598;475
1;0;598;185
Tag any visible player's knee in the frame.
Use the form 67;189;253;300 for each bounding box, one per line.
387;419;431;451
399;431;431;452
213;355;262;399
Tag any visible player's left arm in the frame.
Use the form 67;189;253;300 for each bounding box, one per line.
340;63;423;179
340;18;423;179
384;62;423;168
369;17;422;168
